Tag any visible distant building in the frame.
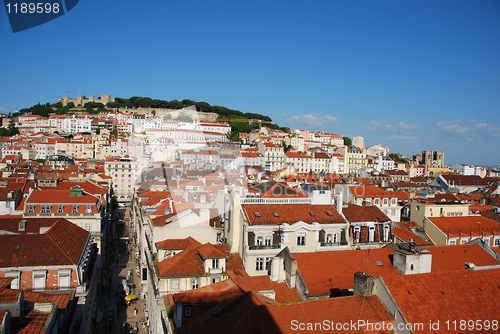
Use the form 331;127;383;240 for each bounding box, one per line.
422;150;444;166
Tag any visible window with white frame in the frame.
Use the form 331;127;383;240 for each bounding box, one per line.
191;278;199;289
256;257;264;271
171;279;179;290
354;227;360;243
368;226;375;242
58;270;71;289
212;258;219;269
297;233;306;246
28;205;34;213
72;205;78;213
383;198;388;205
494;238;500;247
256;236;263;246
33;271;46;290
326;234;332;244
265;235;272;246
5;272;20;290
265;257;271;271
41;205;51;213
383;225;390;241
57;205;64;214
391;198;396;205
86;205;92;213
374;199;380;205
449;240;456;245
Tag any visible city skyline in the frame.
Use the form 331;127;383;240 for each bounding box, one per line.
1;0;499;165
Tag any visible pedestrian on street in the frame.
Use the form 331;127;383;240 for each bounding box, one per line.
134;307;138;316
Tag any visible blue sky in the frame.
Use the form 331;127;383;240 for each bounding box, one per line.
1;0;499;166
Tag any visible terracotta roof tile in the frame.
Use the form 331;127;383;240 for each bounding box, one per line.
0;219;89;267
382;268;500;333
155;236;201;250
293;244;498;297
342;204;390;223
242;204;345;226
427;215;500;237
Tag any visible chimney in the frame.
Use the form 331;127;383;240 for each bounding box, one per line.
353;272;376;296
336;191;343;215
393;243;432;275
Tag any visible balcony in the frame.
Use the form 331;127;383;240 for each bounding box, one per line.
248;244;281;250
320;241;348;247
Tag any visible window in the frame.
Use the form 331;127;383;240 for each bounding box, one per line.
41;205;51;213
326;234;332;244
297;233;306;246
265;257;271;271
495;238;500;247
171;279;179;290
72;205;78;213
449;240;456;245
191;278;199;289
212;277;220;284
184;306;192;317
256;258;264;271
383;198;388;205
28;205;34;214
33;271;46;290
374;199;380;205
212;258;219;269
265;235;272;246
58;270;71;289
369;226;375;242
57;205;64;214
354;227;360;243
257;236;263;246
5;272;20;290
391;198;396;205
86;205;92;213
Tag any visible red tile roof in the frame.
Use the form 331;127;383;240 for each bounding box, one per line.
382;268;500;333
242;204;345;226
293;244;498;297
26;189;98;204
157;243;230;278
155;236;201;250
294;248;397;296
232;276;301;303
176;292;393;334
0;218;89;267
342;204;390;223
391;221;432;245
427;215;500;237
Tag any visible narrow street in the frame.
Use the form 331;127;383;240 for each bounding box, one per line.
95;205;149;334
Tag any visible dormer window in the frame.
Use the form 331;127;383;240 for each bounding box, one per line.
28;205;34;214
58;205;64;214
41;205;51;214
212;258;219;269
72;205;78;213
